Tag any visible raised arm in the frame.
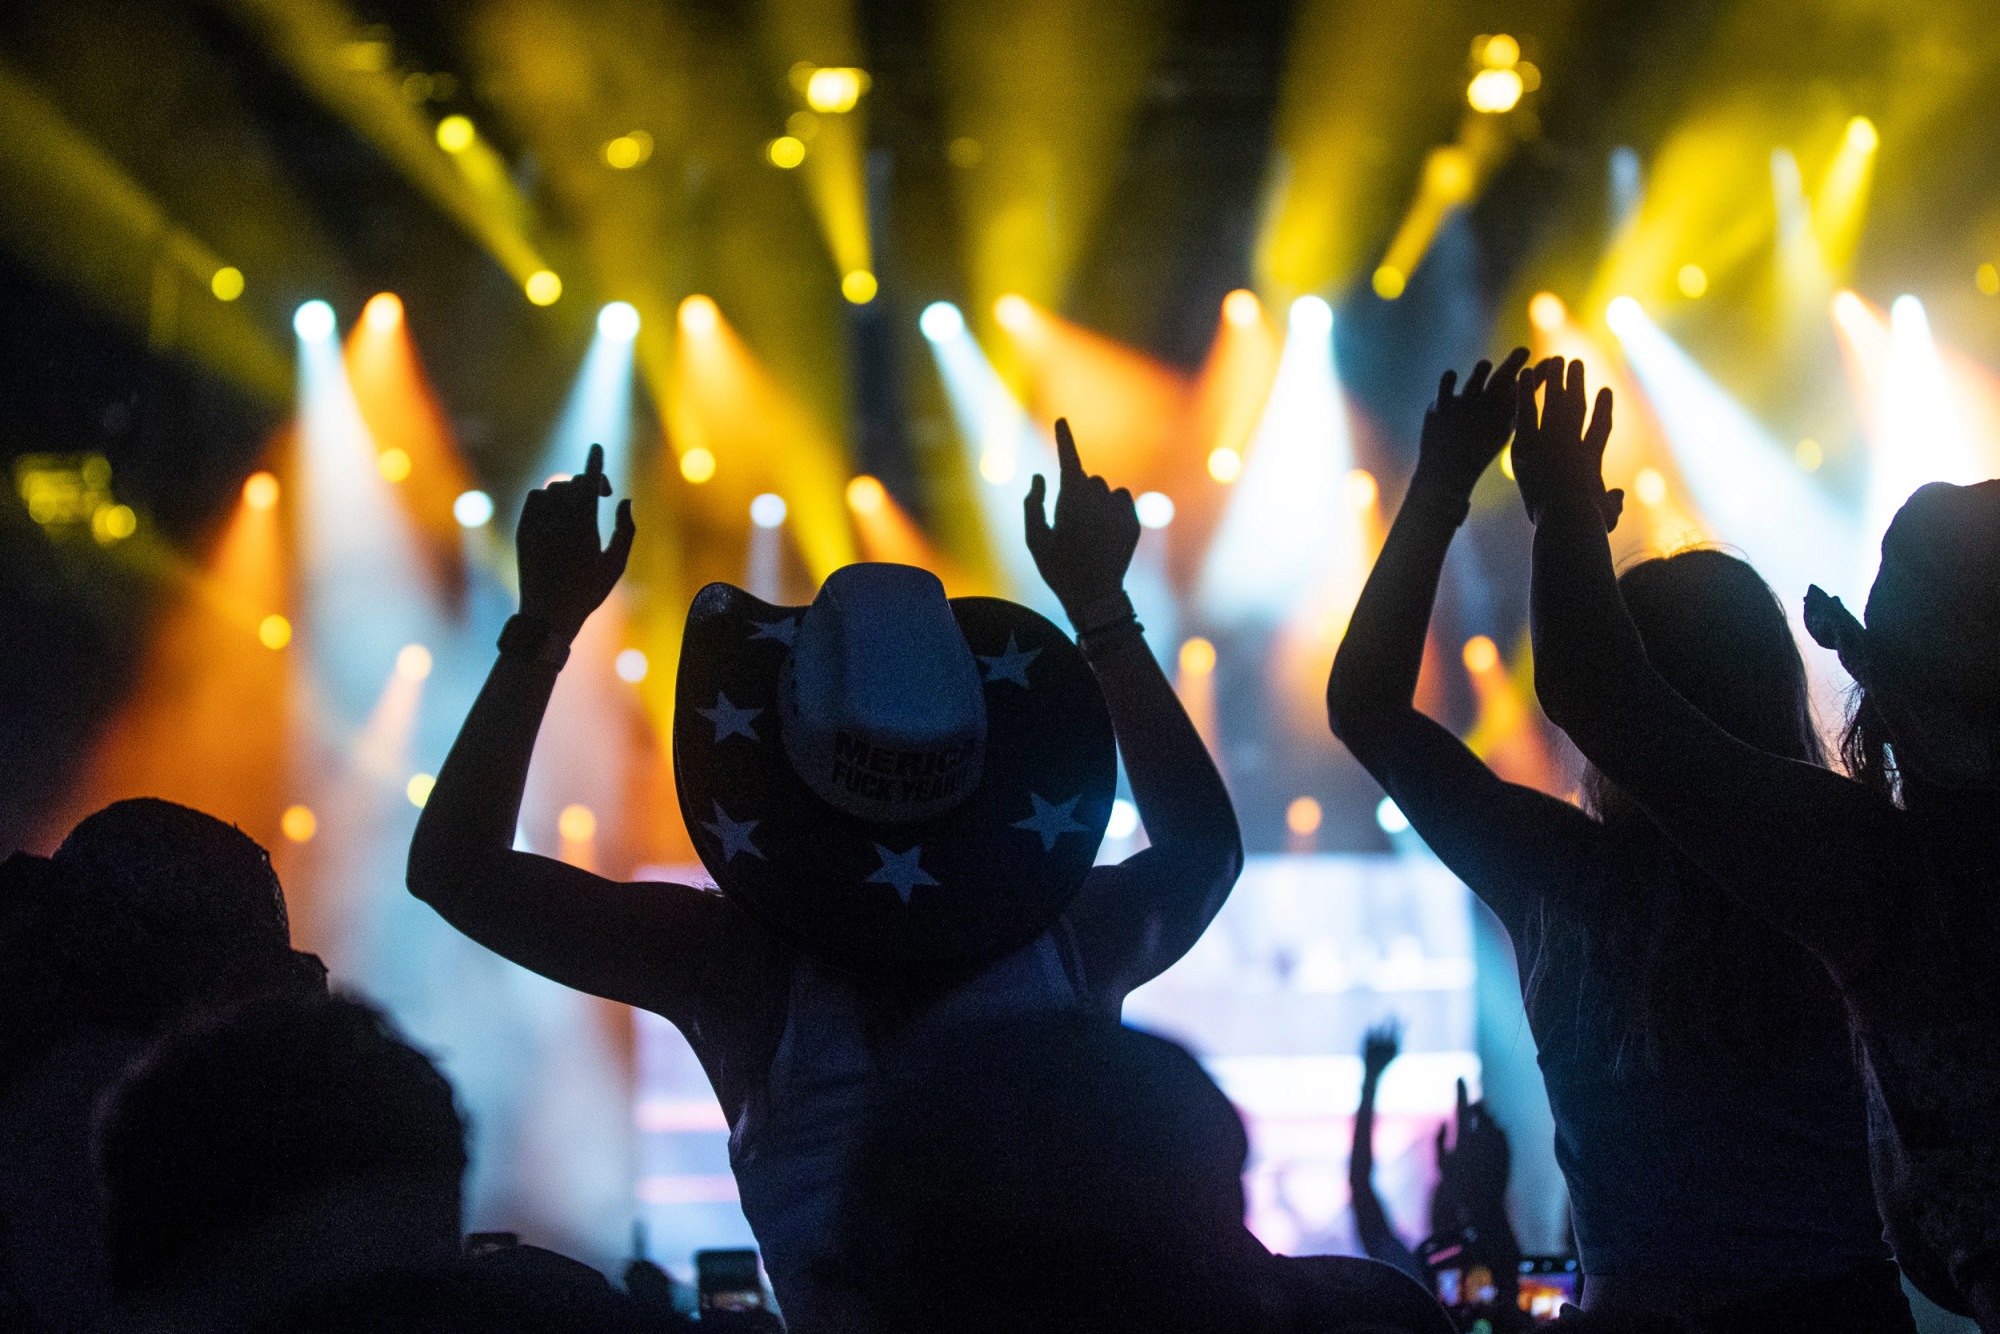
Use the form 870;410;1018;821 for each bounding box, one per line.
1327;351;1599;936
408;447;730;1019
1514;359;1903;958
1351;1020;1426;1283
1026;421;1243;1002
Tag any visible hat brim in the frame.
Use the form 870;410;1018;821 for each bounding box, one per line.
674;582;1117;974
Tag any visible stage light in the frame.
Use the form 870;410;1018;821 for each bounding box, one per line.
396;643;433;681
1468;67;1524;114
842;271;878;305
87;503;134;545
258;614;292;649
364;293;403;330
1286;796;1323;836
1845;116;1878;153
525;271;563;306
598;302;641;339
243;471;280;510
1481;34;1521;69
1223;290;1262;326
1634;467;1668;506
1462;634;1500;675
1106;798;1140;839
1372;266;1407;300
1832;289;1868;329
452;490;493;527
436;115;474;154
1676;265;1708;299
1207;446;1242;482
750;493;787;528
406;773;435;808
680;448;716;483
1135;491;1175;528
1979;264;1999;296
280;804;317;843
766;136;806;169
1529;292;1566;332
979;447;1017;484
1344;469;1378;511
679;295;719;337
920;301;965;341
1179;637;1217;676
846;474;886;513
1605;295;1643;335
558;804;598;842
805;67;866;114
603;131;653;169
995;294;1033;331
615;648;648;683
294;300;336;340
1290;295;1333;335
376;448;412;483
1376;797;1410;834
211;267;245;302
1796;439;1823;472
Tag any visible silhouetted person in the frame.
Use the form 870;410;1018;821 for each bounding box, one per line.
0;800;326;1333
1419;1080;1527;1332
1349;1021;1425;1283
95;993;465;1331
1515;356;2000;1329
834;1009;1455;1334
409;431;1242;1329
1327;356;1912;1331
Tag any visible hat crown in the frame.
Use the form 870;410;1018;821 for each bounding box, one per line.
781;564;988;822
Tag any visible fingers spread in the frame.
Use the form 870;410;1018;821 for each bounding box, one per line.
1584;385;1615;454
1437;369;1458;405
1496;346;1530;386
1465;360;1492;396
605;499;637;569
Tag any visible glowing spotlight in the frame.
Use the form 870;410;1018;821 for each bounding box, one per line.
211;266;245;302
1468;67;1524;114
615;648;648;683
1290;295;1334;335
1677;264;1708;299
1207;446;1243;483
603;130;653;169
750;493;787;528
1376;797;1410;834
1106;798;1140;840
435;115;474;153
846;474;887;513
1368;266;1405;301
680;448;716;483
1178;637;1217;676
1978;264;1999;296
1634;467;1668;506
453;490;493;527
525;271;563;306
1832;289;1868;330
258;614;292;649
1529;291;1566;332
1223;290;1262;327
243;471;280;510
1605;295;1644;335
1135;492;1176;529
1344;468;1379;511
598;302;641;339
558;803;598;842
406;773;435;808
376;448;412;483
280;804;317;843
805;67;866;114
1845;116;1879;154
293;300;336;340
364;292;403;330
766;136;807;169
842;271;878;305
1462;634;1500;674
1286;796;1323;836
87;503;135;545
920;301;965;341
396;643;433;680
679;295;720;337
978;448;1018;485
994;294;1033;331
1481;34;1521;69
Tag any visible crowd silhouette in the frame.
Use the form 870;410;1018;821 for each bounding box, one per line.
4;350;1997;1333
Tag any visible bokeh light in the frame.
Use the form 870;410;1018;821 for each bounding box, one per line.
846;474;887;513
1344;468;1379;510
805;67;865;114
558;804;598;842
679;295;720;337
364;292;403;329
377;448;412;483
435;115;475;153
1634;467;1668;506
258;614;292;650
210;266;245;302
767;136;806;169
293;300;336;339
994;294;1033;331
396;642;434;681
1529;291;1566;331
1207;446;1243;483
1286;796;1323;836
1178;636;1217;676
406;773;435;808
1462;634;1500;674
525;271;563;306
680;447;716;483
598;302;641;339
919;302;965;341
280;804;317;843
453;490;493;527
842;271;878;304
1376;797;1410;834
1468;67;1524;113
1135;491;1176;529
1677;264;1708;298
750;493;787;528
243;471;280;510
1222;289;1262;326
615;648;648;683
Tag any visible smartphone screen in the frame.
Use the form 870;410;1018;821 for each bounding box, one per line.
695;1248;766;1312
1516;1256;1580;1324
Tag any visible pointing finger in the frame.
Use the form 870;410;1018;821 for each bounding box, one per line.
1054;418;1085;484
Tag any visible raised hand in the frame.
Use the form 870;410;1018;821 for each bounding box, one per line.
1361;1018;1401;1079
1436;1077;1512;1221
517;443;636;644
1512;357;1623;531
1024;418;1141;621
1412;348;1531;501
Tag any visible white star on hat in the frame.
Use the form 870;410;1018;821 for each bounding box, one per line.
749;616;799;646
697;691;762;743
1012;792;1090;852
976;633;1041;688
702;801;764;861
866;843;939;905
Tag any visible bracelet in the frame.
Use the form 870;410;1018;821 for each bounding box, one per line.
1069;589;1136;639
1077;614;1146;663
496;613;571;670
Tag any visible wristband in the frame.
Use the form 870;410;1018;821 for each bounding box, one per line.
496;613;571;670
1068;589;1136;639
1077;615;1146;663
